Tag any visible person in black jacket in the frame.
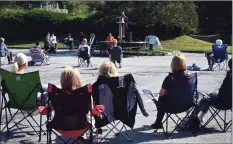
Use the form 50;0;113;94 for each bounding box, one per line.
197;58;232;123
92;61;148;129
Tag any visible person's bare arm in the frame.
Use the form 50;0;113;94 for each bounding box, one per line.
159;88;167;97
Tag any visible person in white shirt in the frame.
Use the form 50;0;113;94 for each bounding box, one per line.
77;38;91;67
50;32;57;49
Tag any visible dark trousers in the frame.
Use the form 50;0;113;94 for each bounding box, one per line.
155;96;168;123
205;51;214;69
7;51;13;64
197;94;218;114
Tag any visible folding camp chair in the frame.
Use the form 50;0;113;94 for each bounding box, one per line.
0;68;46;142
211;44;228;70
30;50;49;65
143;72;198;139
46;83;94;144
93;75;137;143
198;91;232;132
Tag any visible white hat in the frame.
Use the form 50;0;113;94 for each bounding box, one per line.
216;39;223;45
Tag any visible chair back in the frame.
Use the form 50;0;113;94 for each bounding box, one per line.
30;47;43;62
215;71;232;110
80;47;89;58
166;72;197;113
212;44;227;61
47;84;92;130
93;74;138;128
0;68;41;110
89;35;95;48
111;46;122;61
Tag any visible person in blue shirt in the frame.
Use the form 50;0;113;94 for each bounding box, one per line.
0;37;13;64
205;39;227;70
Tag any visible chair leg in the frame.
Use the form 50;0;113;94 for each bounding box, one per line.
164;113;169;139
38;115;42;142
5;106;9;132
210;108;224;131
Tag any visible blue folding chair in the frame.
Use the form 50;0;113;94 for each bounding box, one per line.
211;44;228;70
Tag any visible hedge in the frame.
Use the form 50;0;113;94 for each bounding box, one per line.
0;8;195;42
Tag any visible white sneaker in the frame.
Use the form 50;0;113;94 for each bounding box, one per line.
199;117;205;123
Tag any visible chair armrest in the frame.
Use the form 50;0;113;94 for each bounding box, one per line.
92;105;105;119
198;91;210;99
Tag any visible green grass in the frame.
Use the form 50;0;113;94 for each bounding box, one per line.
161;35;232;54
6;35;232;55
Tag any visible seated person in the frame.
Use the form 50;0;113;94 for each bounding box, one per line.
12;53;48;105
60;66;94;124
110;39;122;68
151;53;193;129
197;58;232;123
205;39;227;70
44;32;51;52
92;61;148;132
50;32;57;49
30;41;49;65
77;38;91;67
0;37;13;64
106;33;115;55
64;33;74;50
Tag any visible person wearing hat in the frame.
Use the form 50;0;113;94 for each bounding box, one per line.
205;39;227;70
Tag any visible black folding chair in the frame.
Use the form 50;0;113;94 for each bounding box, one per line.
93;75;141;143
46;83;93;144
0;68;46;142
143;72;198;139
198;91;232;132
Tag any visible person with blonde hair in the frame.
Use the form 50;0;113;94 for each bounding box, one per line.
12;53;28;74
12;53;48;105
60;66;94;129
99;61;119;77
77;38;91;67
151;53;192;129
60;66;82;91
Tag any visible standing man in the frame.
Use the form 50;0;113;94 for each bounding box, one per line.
121;12;128;41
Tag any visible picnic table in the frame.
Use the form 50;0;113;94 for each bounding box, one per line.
97;41;149;57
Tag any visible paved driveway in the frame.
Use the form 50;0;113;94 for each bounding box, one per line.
0;49;232;144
